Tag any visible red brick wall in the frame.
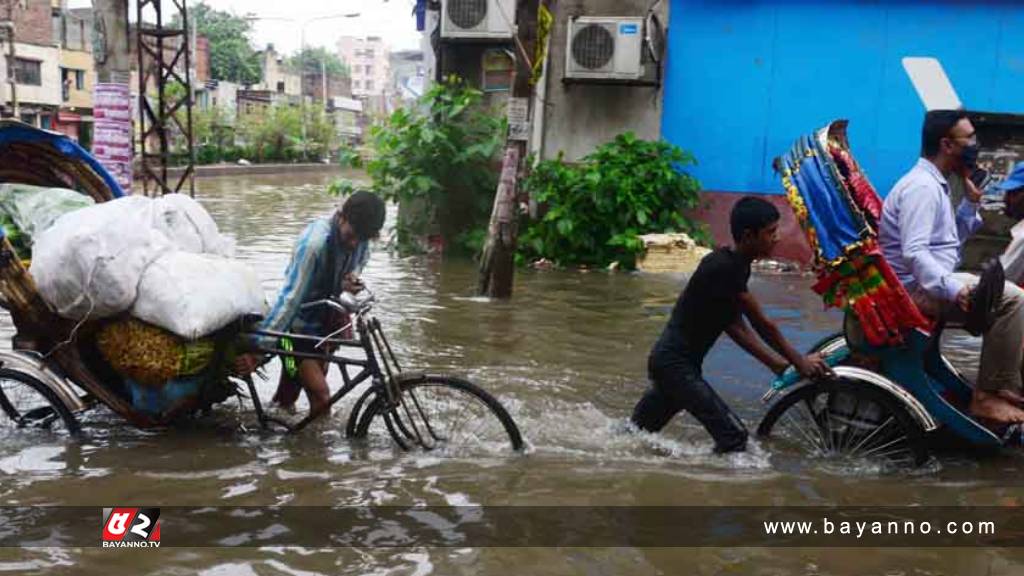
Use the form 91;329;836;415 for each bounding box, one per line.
195;36;209;83
12;0;54;47
691;192;814;266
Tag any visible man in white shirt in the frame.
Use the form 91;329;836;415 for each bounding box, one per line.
881;111;1024;424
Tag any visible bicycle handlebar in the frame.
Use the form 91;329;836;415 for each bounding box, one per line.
299;290;376;315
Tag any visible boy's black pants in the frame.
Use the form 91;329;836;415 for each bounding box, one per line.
631;357;749;453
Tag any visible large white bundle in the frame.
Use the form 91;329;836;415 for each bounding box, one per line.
31;196;172;319
153;193;235;257
132;251;268;340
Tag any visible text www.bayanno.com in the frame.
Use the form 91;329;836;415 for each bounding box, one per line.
764;518;996;540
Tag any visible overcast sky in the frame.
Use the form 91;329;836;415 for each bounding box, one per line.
68;0;422;54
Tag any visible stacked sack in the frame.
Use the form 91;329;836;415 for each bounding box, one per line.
30;193;267;416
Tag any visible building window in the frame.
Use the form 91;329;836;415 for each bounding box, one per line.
10;58;42;86
61;67;71;100
276;81;285;93
365;64;373;76
52;10;64;46
75;70;85;90
365;79;374;91
482;50;514;92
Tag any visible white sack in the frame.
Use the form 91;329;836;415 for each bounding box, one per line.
132;251;268;340
31;196;171;319
153;193;234;257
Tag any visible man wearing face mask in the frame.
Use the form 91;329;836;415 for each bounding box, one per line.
880;110;1024;424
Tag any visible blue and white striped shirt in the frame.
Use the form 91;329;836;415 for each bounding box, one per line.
260;217;370;339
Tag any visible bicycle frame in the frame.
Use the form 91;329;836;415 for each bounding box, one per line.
239;295;405;433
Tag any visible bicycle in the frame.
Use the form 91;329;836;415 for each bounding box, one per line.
238;290;525;453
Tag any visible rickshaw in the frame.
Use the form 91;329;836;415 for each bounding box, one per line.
0;121;524;453
755;120;1020;468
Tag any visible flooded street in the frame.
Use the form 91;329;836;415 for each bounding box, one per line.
1;172;1023;575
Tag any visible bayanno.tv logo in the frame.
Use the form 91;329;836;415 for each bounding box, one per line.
101;508;161;548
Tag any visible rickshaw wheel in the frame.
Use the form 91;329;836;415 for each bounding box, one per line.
0;368;81;436
757;378;928;468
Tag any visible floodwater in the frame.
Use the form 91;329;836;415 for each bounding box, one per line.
1;172;1022;575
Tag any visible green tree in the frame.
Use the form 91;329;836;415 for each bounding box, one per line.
288;47;349;77
189;2;262;85
238;105;302;162
236;104;336;163
362;76;505;254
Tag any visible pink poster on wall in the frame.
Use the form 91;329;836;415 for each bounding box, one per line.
92;83;133;193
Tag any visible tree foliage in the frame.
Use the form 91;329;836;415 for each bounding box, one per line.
361;76;505;254
519;133;707;269
190;2;262;85
236;104;337;163
288;47;349;78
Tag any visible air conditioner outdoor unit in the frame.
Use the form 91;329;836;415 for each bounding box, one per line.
440;0;516;40
565;16;644;81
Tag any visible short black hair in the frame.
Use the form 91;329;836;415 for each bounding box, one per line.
921;109;969;158
730;196;780;243
340;190;386;240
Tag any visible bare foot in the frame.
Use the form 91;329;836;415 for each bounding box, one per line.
996;389;1024;408
970;391;1024;424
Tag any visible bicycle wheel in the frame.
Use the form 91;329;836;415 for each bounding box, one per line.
0;368;81;436
353;374;523;453
757;378;928;468
807;332;846;356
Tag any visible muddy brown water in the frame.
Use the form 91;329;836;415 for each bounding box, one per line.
0;172;1021;575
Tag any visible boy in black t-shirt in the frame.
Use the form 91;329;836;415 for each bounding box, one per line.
631;196;831;453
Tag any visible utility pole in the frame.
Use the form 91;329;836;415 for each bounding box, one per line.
2;0;17;118
92;0;131;84
91;0;133;193
478;0;541;298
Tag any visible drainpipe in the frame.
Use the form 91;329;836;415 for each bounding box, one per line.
1;16;16;118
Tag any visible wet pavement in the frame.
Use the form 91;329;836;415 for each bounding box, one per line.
0;172;1022;575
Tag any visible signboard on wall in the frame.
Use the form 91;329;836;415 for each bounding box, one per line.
507;97;530;141
92;83;133;193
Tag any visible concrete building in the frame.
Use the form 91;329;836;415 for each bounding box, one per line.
331;95;362;144
536;0;665;162
337;36;389;98
255;44;301;99
196;79;239;124
195;36;209;84
415;1;1024;263
56;47;92;142
425;17;515;110
419;0;663;158
303;68;352;105
388;49;425;104
55;3;95;144
660;0;1024;262
0;0;62;128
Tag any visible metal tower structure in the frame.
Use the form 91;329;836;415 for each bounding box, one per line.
136;0;194;196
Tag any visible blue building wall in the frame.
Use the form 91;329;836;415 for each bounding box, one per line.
661;1;1024;196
